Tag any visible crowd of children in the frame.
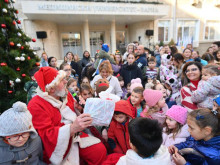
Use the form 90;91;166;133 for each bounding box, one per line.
1;41;220;165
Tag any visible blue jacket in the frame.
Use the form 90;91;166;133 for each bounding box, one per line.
175;136;220;165
135;53;147;70
155;53;161;67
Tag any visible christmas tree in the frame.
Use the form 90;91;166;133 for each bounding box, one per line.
0;0;40;112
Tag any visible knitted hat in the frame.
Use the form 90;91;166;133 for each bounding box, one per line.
102;44;109;53
115;100;133;118
0;102;37;138
96;78;109;96
34;66;66;92
143;89;163;107
130;78;143;92
214;94;220;106
166;105;187;125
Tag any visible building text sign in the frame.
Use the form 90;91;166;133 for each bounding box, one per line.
22;1;169;16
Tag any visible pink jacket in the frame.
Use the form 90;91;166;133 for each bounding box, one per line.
162;124;190;147
140;104;168;125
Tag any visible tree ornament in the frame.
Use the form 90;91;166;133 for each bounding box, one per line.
17;32;22;37
15;57;20;61
33;52;37;55
9;80;14;87
8;90;13;94
36;62;40;66
21;46;24;50
10;42;15;46
20;56;25;61
12;21;16;25
22;74;26;77
16;67;20;71
4;0;9;3
11;0;16;3
17;43;21;47
15;10;19;14
21;53;25;56
1;24;6;28
17;20;21;24
15;78;21;83
27;56;31;60
1;63;7;66
32;38;36;42
2;8;7;13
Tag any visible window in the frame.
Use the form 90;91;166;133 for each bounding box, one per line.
158;20;170;42
177;20;199;43
204;21;220;40
90;32;104;57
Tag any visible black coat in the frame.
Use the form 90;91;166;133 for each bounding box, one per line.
120;63;142;87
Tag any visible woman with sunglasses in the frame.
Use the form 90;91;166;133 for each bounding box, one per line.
180;61;202;112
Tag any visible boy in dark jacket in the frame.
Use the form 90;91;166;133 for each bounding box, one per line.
108;100;133;154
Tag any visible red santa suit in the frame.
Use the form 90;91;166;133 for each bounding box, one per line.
108;100;133;154
28;67;106;165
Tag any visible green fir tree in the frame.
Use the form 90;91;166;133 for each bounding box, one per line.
0;0;40;112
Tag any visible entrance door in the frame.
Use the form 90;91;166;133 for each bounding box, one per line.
116;31;126;55
62;32;83;58
90;32;104;57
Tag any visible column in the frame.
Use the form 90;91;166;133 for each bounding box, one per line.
83;19;90;53
111;20;116;53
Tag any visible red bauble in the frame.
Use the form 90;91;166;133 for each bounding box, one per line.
20;46;24;50
22;74;26;77
0;62;7;66
1;24;6;28
27;56;31;60
8;90;13;94
17;20;21;24
12;21;16;25
16;67;20;71
32;38;36;42
9;42;14;46
4;0;9;3
35;62;40;66
15;10;19;14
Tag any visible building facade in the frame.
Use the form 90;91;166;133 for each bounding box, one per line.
15;0;220;60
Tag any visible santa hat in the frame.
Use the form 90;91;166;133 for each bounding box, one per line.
34;67;66;92
130;78;143;92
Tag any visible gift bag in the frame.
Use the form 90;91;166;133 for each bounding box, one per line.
84;98;115;126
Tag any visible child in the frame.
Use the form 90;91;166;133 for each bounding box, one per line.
79;84;94;101
144;56;159;82
117;118;171;165
153;83;177;108
192;50;208;66
125;83;131;99
0;102;46;165
67;78;79;94
123;43;135;61
169;108;220;165
24;67;40;103
141;89;168;125
120;53;142;87
183;48;193;63
213;94;220;110
191;65;220;109
81;76;90;86
162;105;189;147
117;76;127;99
108;100;133;154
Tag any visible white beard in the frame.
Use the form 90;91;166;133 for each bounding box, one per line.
55;88;68;98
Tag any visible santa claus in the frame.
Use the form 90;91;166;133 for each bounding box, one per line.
28;67;107;165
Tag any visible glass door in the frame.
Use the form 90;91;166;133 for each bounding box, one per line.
62;32;83;58
90;32;104;57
